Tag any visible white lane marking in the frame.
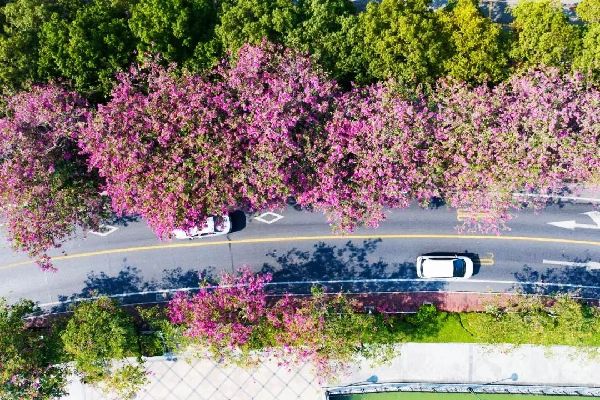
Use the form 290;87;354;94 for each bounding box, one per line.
548;211;600;231
514;192;600;203
89;225;118;237
543;259;600;270
254;211;284;224
37;278;600;308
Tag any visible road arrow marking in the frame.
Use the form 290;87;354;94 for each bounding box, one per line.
547;211;600;230
543;259;600;270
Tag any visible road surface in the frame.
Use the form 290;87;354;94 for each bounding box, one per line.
1;202;599;311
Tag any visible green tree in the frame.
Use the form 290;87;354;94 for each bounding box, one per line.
215;0;298;54
510;0;582;70
360;0;450;85
38;0;136;100
0;298;67;399
575;0;600;78
284;0;359;83
438;0;509;83
129;0;218;67
0;0;51;92
577;0;600;22
61;297;144;390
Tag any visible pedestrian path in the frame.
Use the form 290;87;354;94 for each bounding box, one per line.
63;343;600;400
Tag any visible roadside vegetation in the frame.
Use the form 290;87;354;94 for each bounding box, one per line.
3;0;600;98
0;0;600;269
1;40;599;269
3;270;600;399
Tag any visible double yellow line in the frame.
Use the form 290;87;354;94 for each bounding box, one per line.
480;252;495;266
1;233;599;270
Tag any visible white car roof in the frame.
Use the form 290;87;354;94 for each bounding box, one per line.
172;217;216;238
421;258;456;278
194;217;215;235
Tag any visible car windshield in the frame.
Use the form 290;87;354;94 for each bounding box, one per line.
453;259;466;277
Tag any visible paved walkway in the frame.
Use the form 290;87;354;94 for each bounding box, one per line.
63;343;600;399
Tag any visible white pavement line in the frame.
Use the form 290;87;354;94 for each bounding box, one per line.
37;278;600;309
542;259;600;270
513;192;600;203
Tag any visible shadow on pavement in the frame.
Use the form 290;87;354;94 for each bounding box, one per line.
513;254;600;298
107;214;141;226
228;210;246;233
260;239;447;295
50;264;215;313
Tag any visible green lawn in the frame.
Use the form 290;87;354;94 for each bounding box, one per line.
331;392;581;399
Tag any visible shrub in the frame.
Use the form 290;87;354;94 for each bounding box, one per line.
0;298;67;400
61;297;143;388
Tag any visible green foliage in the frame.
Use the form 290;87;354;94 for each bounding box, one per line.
0;298;67;400
577;0;600;23
61;297;141;385
129;0;218;65
360;0;450;84
510;0;582;70
99;363;148;400
438;0;509;83
574;24;600;78
284;0;360;83
38;0;136;99
137;305;184;354
0;0;50;92
575;0;600;79
216;0;298;54
463;295;600;346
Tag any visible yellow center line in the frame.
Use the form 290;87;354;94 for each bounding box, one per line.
1;234;600;270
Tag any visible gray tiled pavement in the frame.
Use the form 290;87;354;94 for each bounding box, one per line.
63;343;600;399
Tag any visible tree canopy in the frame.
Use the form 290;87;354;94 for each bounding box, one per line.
438;0;509;83
0;298;66;400
360;0;449;84
510;0;582;70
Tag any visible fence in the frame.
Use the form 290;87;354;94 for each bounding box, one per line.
326;382;600;397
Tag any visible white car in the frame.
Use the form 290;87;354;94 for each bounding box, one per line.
172;215;231;239
416;255;474;279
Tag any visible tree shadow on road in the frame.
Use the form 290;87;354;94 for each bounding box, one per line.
513;254;600;298
106;213;141;226
51;264;215;313
260;239;446;295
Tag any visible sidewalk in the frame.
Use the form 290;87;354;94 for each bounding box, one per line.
63;343;600;400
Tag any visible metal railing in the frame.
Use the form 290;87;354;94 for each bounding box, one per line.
326;382;600;398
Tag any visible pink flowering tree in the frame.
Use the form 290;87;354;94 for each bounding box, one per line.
0;85;106;270
299;83;435;230
427;68;600;233
267;287;371;379
80;42;338;238
168;268;272;360
169;269;374;378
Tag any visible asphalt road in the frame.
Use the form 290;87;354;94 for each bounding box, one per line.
1;202;600;311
